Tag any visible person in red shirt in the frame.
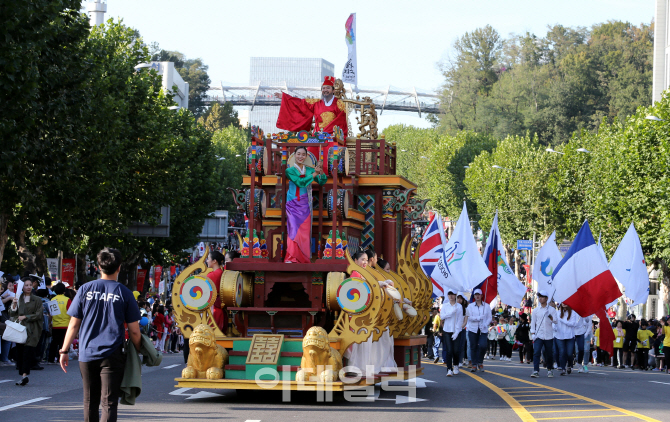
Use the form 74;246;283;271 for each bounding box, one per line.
208;251;226;333
153;305;166;351
274;76;348;173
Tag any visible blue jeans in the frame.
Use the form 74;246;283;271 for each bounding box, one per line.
556;338;575;370
433;334;442;361
533;338;554;373
465;330;471;361
0;338;11;362
468;331;488;366
442;332;461;371
553;338;559;367
574;334;586;366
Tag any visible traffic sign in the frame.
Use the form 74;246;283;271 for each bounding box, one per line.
517;239;532;250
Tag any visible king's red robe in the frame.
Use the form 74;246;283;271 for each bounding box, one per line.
276;93;348;173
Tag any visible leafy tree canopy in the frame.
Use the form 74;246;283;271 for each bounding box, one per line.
438;20;653;145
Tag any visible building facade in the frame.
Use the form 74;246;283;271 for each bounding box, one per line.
150;62;189;109
248;57;334;133
653;0;670;103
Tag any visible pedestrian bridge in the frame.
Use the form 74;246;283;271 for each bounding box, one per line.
206;83;442;117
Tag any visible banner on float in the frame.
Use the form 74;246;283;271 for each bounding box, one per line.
170;265;176;276
62;259;76;286
154;266;162;288
137;269;148;292
341;13;357;85
47;258;59;280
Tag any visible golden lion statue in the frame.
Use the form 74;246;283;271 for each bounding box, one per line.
296;326;343;382
182;324;229;380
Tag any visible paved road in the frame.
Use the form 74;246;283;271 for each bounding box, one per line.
1;355;668;421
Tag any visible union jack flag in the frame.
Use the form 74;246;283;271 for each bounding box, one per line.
419;212;448;297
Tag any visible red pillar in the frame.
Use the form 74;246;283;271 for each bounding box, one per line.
381;189;397;270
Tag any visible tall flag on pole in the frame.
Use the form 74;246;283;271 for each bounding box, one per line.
341;13;358;87
608;222;650;306
551;220;621;356
532;231;563;299
418;212;448;297
474;212;526;305
432;202;491;293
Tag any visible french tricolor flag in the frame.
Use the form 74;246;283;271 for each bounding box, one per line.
552;220;622;316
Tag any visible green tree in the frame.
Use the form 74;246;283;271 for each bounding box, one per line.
425;131;497;220
463;134;551;241
439;25;503;133
179;57;211;117
383;125;440;198
0;0;90;270
211;126;250;212
436;21;653;146
198;102;240;131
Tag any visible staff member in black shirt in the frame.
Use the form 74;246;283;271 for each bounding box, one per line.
622;314;639;368
515;313;532;364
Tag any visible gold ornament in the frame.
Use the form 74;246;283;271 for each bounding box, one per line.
181;324;229;380
296;327;343;383
328;251;384;354
172;248;224;340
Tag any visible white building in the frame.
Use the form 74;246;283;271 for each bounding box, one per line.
248;57;334;133
87;0;107;27
653;0;670;103
150;62;189;110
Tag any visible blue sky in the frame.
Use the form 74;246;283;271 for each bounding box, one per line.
103;0;655;129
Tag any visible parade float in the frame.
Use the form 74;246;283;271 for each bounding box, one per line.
172;78;432;394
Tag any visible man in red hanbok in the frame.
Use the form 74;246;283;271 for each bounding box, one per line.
274;76;348;172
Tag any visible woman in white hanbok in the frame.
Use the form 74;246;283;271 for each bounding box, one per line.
344;250;403;374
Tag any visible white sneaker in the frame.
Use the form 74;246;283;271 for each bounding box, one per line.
485;354;489;360
553;362;558;369
500;357;504;361
446;370;453;377
453;366;459;375
578;366;583;373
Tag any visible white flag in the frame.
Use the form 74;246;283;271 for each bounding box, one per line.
341;13;357;86
532;231;563;298
608;223;650;306
432;202;491;293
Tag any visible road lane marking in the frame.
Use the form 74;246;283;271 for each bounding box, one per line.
535;415;628;420
530;409;623;414
163;364;181;369
423;361;536;421
169;388;193;396
524;403;597;408
507;390;553;393
0;380;12;384
0;397;50;412
488;371;661;422
509;394;570;398
517;398;586;402
461;371;536;422
649;381;670;385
